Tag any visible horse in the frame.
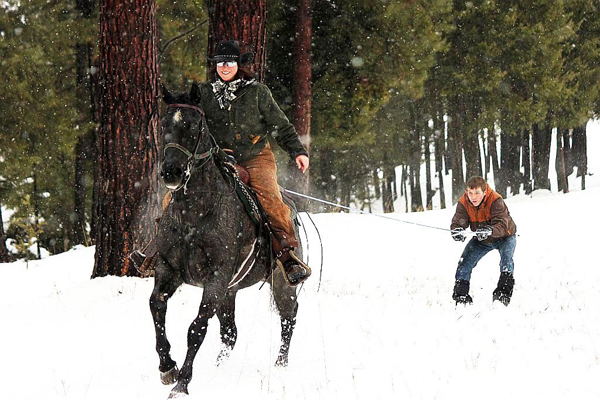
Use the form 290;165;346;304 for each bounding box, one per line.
150;88;301;398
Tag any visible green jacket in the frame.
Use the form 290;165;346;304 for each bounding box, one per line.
193;81;308;163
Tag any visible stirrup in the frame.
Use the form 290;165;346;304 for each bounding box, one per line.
276;250;311;287
129;250;155;277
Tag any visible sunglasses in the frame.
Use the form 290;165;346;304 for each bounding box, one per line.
216;61;238;67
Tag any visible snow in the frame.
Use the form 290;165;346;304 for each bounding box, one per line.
1;121;599;400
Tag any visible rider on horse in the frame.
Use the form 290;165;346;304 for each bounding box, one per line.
196;40;310;286
133;40;311;286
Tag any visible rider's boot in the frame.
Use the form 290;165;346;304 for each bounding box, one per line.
276;248;311;287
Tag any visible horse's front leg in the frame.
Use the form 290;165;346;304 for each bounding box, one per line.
169;284;225;397
216;290;238;365
149;256;182;385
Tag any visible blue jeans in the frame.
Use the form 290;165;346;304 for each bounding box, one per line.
455;235;516;281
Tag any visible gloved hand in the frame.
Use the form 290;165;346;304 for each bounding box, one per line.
451;228;467;242
476;225;493;241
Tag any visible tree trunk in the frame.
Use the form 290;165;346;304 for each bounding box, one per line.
555;128;569;193
0;206;9;262
563;129;573;177
73;1;96;247
501;128;522;195
521;128;532;194
32;168;41;260
481;130;488;180
401;166;408;213
448;96;464;204
286;0;312;199
532;122;552;191
424;129;433;210
464;130;481;180
488;127;504;197
93;0;161;277
572;124;587;189
433;113;446;209
382;166;395;213
207;0;267;82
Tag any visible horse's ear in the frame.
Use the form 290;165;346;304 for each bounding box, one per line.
162;84;175;105
190;83;202;105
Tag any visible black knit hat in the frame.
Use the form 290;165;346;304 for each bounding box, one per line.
206;40;254;65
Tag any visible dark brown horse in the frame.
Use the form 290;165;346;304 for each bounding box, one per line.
151;88;300;398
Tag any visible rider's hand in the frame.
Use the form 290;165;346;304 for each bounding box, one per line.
296;155;309;173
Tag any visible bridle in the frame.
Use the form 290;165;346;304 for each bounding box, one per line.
163;103;216;193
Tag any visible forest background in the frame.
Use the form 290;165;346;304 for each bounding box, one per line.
0;0;599;265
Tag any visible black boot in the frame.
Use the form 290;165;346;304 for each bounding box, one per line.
276;249;311;287
493;272;514;306
452;280;473;305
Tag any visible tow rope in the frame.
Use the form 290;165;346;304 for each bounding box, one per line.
283;188;479;237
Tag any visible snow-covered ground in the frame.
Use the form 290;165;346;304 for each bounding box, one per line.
1;121;599;400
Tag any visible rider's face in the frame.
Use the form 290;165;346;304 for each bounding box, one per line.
216;60;238;82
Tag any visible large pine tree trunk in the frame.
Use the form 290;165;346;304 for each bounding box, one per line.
532;122;552;191
207;0;267;81
286;0;312;200
93;0;160;277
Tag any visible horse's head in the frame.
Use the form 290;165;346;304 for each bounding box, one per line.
160;85;212;192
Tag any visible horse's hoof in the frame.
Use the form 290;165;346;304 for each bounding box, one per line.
160;365;179;385
168;383;189;398
275;354;289;367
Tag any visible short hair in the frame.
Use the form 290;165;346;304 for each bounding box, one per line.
466;176;486;191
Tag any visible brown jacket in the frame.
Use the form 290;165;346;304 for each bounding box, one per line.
451;184;517;243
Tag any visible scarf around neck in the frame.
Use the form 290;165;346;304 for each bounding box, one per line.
211;78;255;110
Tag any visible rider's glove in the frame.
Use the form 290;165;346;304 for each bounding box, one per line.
451;228;467;242
475;225;493;241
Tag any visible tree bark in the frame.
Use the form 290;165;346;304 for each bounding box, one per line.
464;130;481;181
285;0;312;199
448;96;464;204
555;128;569;193
382;166;395;213
488;126;504;197
207;0;267;82
73;1;96;247
532;122;552;191
572;124;587;189
424;129;433;210
93;0;161;277
433;113;446;209
0;206;9;262
521;128;532;194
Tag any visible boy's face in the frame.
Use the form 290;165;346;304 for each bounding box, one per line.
467;187;486;206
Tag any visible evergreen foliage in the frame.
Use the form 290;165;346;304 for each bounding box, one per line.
1;0;598;259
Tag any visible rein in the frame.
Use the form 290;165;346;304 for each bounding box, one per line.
164;103;215;194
